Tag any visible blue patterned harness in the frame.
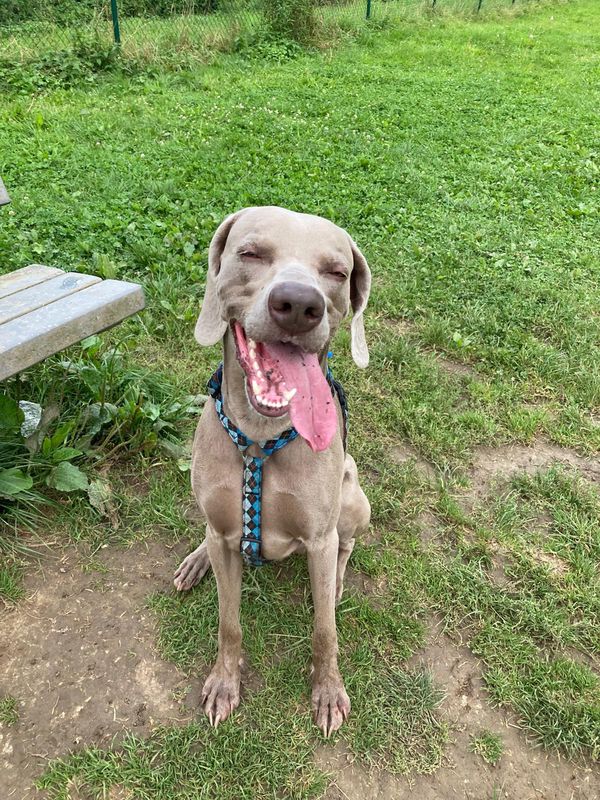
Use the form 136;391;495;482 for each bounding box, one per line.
207;362;348;567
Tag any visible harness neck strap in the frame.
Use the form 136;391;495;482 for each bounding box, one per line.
207;365;298;566
207;362;348;566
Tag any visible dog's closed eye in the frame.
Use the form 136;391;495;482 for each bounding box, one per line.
239;249;262;260
328;269;348;281
237;241;275;262
320;260;348;281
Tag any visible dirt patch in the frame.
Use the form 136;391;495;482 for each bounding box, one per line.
182;501;205;525
487;551;513;589
379;317;415;337
416;510;445;547
434;355;477;379
531;548;569;577
317;626;599;799
343;567;388;605
452;441;600;517
0;540;201;800
388;443;437;483
470;442;600;499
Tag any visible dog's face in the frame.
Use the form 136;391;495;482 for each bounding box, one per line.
195;207;370;449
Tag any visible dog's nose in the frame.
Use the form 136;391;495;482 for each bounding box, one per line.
268;282;325;335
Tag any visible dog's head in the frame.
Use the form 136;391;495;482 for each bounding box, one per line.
194;206;371;450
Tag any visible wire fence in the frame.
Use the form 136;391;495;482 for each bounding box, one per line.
1;0;533;65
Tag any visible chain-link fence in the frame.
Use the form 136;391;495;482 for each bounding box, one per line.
1;0;533;65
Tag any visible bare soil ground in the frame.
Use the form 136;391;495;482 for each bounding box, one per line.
317;625;599;799
0;540;199;799
468;442;600;500
1;438;599;799
320;437;600;799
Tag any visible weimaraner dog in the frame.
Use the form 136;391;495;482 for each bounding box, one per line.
174;206;371;736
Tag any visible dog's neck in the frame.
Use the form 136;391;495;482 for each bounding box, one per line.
221;329;328;443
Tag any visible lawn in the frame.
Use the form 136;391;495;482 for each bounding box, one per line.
0;1;599;798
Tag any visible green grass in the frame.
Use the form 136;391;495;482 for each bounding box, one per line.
470;730;504;765
1;0;599;796
0;563;25;604
0;1;525;66
39;567;444;798
0;696;20;726
0;334;201;552
419;466;600;757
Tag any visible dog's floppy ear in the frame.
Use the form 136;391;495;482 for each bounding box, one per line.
194;210;243;346
349;237;371;368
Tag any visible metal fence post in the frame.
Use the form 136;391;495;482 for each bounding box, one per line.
110;0;121;44
366;0;372;20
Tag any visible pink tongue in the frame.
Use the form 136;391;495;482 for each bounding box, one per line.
263;343;337;452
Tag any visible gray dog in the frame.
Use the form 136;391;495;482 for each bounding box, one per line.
174;206;371;736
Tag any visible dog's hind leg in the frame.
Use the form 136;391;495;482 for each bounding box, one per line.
335;454;371;604
174;539;211;591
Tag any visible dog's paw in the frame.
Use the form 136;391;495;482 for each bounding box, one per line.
312;676;350;737
174;545;211;591
201;664;240;728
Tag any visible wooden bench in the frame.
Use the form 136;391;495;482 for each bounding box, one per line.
0;177;144;380
0;265;145;381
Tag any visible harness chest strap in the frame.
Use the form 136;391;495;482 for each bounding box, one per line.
207;363;348;567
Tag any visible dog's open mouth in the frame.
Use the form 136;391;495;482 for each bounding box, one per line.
232;321;337;452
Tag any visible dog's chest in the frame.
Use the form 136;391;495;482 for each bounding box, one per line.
191;409;343;558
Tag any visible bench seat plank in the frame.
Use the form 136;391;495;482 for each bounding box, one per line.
0;278;145;381
0;264;64;300
0;272;101;325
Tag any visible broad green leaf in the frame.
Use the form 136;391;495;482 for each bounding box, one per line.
0;468;33;497
51;447;84;463
84;402;118;437
47;462;89;493
81;335;102;351
42;421;76;455
0;394;24;432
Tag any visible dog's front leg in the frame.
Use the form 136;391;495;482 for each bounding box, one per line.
307;530;351;737
202;525;243;727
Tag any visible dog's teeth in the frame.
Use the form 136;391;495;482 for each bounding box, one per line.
256;369;263;378
252;360;260;371
283;388;297;401
251;379;261;395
